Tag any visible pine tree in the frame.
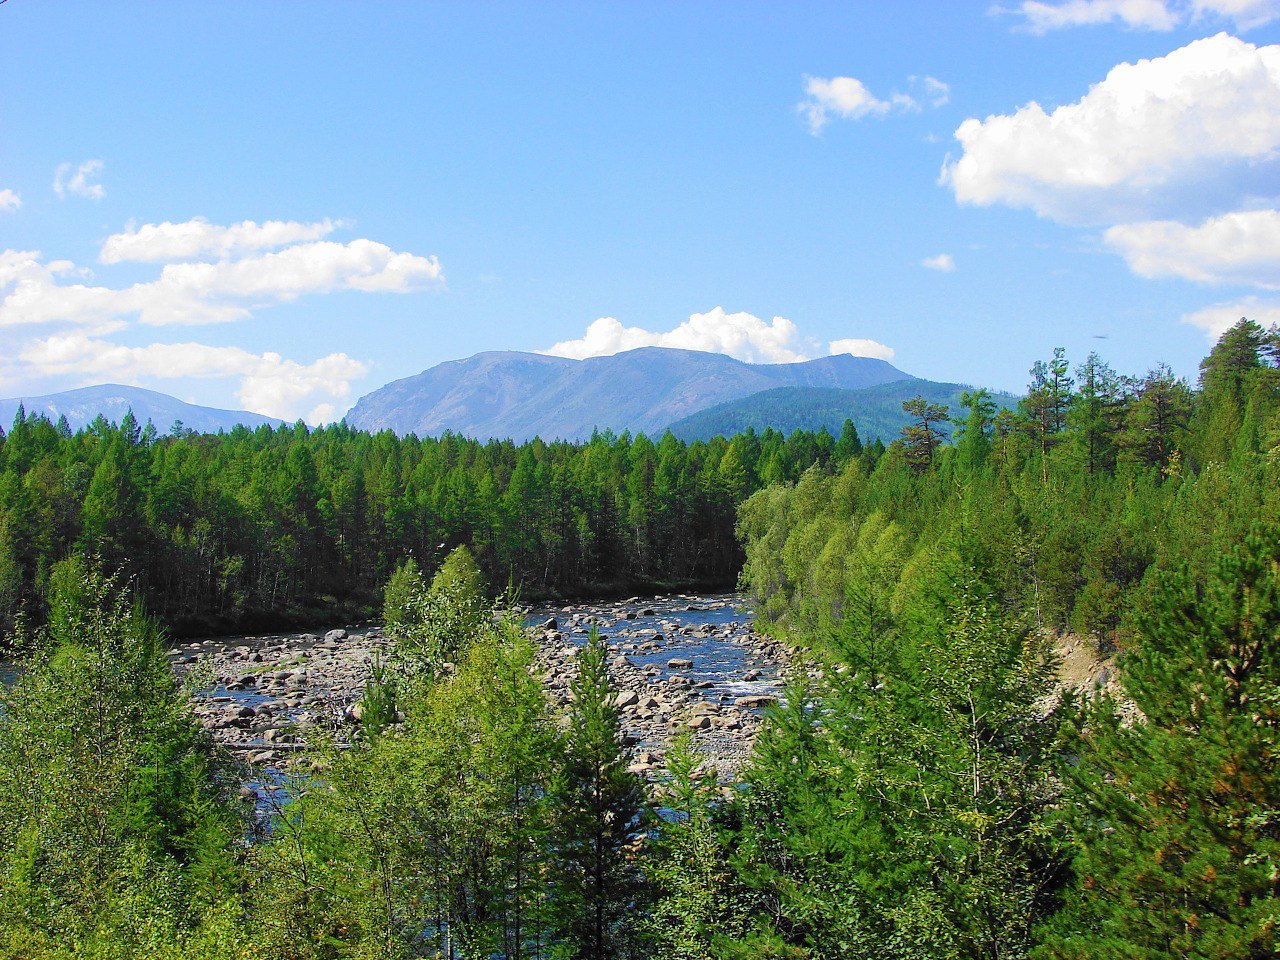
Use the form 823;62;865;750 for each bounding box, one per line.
899;396;951;474
1068;353;1123;477
1022;348;1074;482
1044;525;1280;959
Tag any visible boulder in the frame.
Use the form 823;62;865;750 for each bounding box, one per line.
325;628;348;642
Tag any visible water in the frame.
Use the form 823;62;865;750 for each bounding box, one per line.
527;592;783;707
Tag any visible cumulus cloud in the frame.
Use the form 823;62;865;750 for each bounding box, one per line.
1105;209;1280;287
53;159;104;200
1181;294;1280;338
542;309;813;364
998;0;1279;31
0;190;20;213
922;253;957;272
19;333;368;423
541;307;895;366
799;76;897;133
0;238;443;328
100;217;345;264
828;338;896;360
941;34;1280;225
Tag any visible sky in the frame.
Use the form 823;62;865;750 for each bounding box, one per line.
2;0;1280;423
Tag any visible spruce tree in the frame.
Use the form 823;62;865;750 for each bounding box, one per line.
552;630;648;960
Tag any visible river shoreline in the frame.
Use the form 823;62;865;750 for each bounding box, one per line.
172;592;785;784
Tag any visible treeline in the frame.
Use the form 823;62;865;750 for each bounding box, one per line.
742;320;1279;643
0;411;863;638
715;318;1280;956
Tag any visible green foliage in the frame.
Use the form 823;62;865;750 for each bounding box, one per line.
665;383;1019;448
0;417;859;637
727;542;1068;960
645;736;754;960
731;321;1280;959
260;610;563;959
1040;527;1280;959
550;630;649;960
381;557;425;635
386;545;492;679
899;396;951;473
0;556;248;955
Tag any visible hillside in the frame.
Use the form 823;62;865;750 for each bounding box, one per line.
346;347;915;441
666;381;1020;443
0;384;286;434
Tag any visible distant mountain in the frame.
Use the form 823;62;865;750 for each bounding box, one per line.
0;384;286;434
666;382;1021;444
346;347;916;441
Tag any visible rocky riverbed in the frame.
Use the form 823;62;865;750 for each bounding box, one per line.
173;593;788;783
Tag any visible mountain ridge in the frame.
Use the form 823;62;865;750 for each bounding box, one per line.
0;384;286;434
665;382;1021;444
346;347;917;441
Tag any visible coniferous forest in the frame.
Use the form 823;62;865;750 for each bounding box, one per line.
1;319;1279;958
0;414;857;639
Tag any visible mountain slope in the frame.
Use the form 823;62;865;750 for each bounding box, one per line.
346;347;915;440
0;384;286;434
665;382;1021;444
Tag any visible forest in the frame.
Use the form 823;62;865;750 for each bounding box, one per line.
0;317;1278;959
0;409;864;639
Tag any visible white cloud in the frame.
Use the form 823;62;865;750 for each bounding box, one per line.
0;190;20;213
18;333;368;423
916;75;951;107
1194;0;1280;30
0;238;443;328
100;217;344;264
542;308;814;364
1181;294;1280;337
1105;209;1280;287
999;0;1279;31
941;34;1280;225
798;76;912;134
53;159;104;200
1001;0;1181;33
828;338;897;361
922;253;957;272
541;307;896;366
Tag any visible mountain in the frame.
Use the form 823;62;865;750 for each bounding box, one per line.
0;384;286;434
346;347;915;441
665;381;1020;444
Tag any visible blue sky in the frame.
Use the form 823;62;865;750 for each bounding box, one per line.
2;1;1279;421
